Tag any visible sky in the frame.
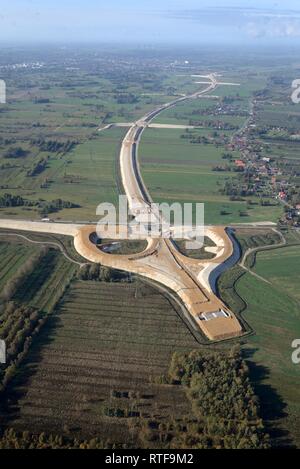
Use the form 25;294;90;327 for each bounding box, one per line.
2;0;300;45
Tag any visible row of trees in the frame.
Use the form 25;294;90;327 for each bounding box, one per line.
38;198;80;216
0;302;45;393
0;193;28;207
26;156;49;177
189;119;238;131
4;147;28;159
77;263;131;283
0;428;123;449
0;248;48;303
0;193;79;215
30;138;78;154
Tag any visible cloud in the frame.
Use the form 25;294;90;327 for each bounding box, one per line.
166;6;300;40
246;16;300;38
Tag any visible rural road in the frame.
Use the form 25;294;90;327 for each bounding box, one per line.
0;232;86;267
113;73;244;340
0;73;244;341
239;228;286;284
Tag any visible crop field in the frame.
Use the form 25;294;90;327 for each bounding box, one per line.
1;56;202;222
239;273;300;447
1;67;184;141
257;102;300;132
139;72;284;225
153;96;248;128
0;240;40;291
218;229;300;448
140;128;282;224
0;237;77;312
2;281;199;444
0;229;88;264
13;249;77;313
253;245;300;301
0;127;126;221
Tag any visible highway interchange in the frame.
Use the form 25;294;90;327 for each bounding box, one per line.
0;74;245;341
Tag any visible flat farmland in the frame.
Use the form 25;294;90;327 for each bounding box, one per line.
0;237;77;313
254;245;300;301
46;128;126;220
1;63;197;222
257;103;300;132
3;281;198;444
13;249;77;313
0;127;126;221
233;242;300;447
153;98;247;128
140;128;282;224
0;240;40;291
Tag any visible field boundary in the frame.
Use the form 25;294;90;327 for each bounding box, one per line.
0;231;85;266
138;275;252;346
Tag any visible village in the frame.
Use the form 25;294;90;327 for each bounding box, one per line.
223;99;300;227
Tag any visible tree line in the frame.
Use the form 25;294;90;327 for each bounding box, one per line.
0;193;80;215
138;347;270;449
0;248;48;303
77;263;131;283
0;428;129;449
167;347;270;449
30;138;78;154
4;147;29;159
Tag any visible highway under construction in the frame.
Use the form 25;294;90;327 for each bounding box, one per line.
0;73;244;341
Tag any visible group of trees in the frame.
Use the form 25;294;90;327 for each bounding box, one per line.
0;302;45;393
0;248;48;303
30;138;78;154
189;119;238;131
0;137;16;146
163;348;270;449
38;198;80;216
0;429;121;449
26;156;49;177
137;347;270;449
115;93;139;104
33;97;51;104
4;147;28;159
0;247;77;399
0;193;79;216
222;179;255;198
0;193;28;208
181;134;212;145
77;263;131;283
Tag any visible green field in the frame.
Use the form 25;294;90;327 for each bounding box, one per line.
1;61;202;222
0;240;40;291
0;128;126;221
13;249;77;312
0;237;77;312
153;96;247;127
2;281;198;444
140;128;282;224
236;242;300;447
0;47;299;448
0;228;299;447
216;228;300;448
